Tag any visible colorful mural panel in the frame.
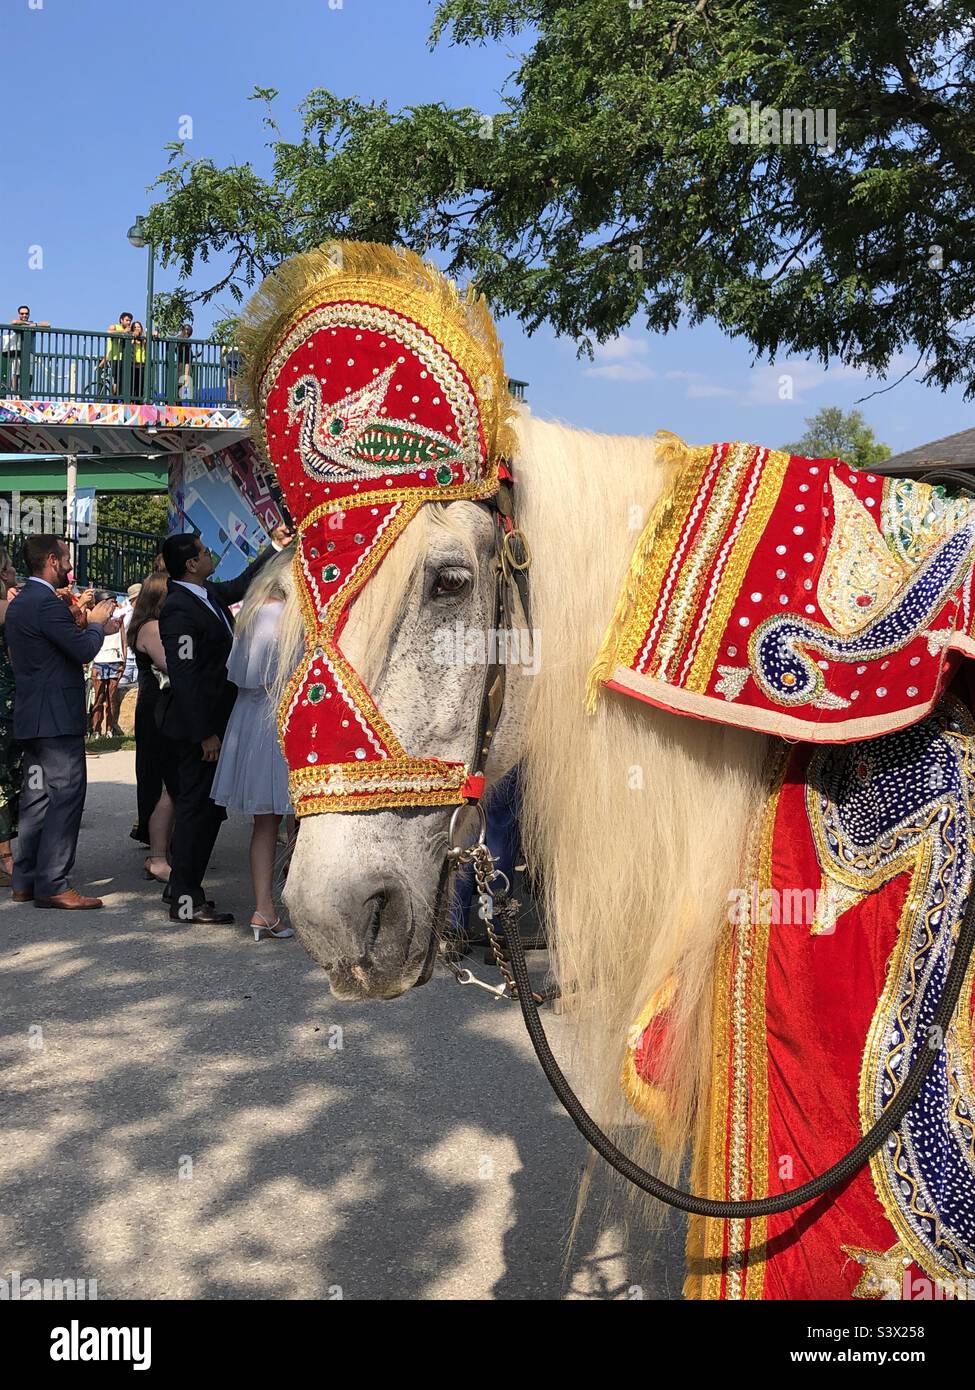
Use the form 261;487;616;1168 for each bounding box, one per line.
169;438;284;580
0;398;250;430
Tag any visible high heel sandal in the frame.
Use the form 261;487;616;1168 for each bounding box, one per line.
143;856;172;884
251;912;295;942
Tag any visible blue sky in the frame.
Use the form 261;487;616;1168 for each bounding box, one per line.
2;0;969;456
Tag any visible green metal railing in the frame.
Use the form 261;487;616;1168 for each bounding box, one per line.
2;525;162;593
74;524;163;591
0;323;528;409
0;325;240;408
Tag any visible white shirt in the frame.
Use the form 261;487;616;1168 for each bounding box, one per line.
173;579;233;633
28;576;56;594
172;543;284;634
94;627;125;664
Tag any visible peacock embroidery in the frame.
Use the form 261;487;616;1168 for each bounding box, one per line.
287;362;462;482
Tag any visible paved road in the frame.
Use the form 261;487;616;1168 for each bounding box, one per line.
0;750;684;1300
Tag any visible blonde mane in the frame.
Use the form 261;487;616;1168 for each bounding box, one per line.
276;407;772;1179
513;412;771;1183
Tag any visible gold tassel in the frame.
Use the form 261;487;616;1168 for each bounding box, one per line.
584;431;692;712
238;240;516;467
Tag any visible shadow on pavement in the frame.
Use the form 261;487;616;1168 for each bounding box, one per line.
0;756;684;1300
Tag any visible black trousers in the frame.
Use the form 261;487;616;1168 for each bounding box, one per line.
134;684;163;835
166;737;226;916
13;735;87;897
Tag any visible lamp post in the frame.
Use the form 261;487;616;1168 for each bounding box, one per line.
127;216;154;401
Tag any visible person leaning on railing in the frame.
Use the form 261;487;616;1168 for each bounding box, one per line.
221;342;242;403
176;323;196;403
1;306;49;395
130;321;147;399
98;311;134;399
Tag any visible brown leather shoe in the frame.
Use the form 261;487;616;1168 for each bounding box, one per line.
34;889;103;910
11;889;33;902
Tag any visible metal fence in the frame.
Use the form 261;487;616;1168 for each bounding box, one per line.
0;325;239;407
0;324;524;408
1;525;162;594
74;524;162;591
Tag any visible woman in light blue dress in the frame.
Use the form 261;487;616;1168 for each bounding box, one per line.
212;562;295;941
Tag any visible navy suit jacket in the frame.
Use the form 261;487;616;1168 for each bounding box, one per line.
5;580;105;739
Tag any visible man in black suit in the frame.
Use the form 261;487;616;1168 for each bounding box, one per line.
158;527;292;924
5;535;119;908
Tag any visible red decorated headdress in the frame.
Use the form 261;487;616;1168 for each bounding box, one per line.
241;242;514;816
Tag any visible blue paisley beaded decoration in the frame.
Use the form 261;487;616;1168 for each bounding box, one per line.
806;698;975;1284
748;520;975;709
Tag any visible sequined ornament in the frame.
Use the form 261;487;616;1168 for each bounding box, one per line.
240;242;515;815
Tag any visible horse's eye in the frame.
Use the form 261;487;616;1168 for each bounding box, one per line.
432;567;471;599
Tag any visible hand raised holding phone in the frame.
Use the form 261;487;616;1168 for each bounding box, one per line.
89;599;117;626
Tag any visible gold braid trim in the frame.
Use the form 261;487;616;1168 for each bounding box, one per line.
584;431;697;712
620;976;678;1136
685;744;786;1301
238;240;516;468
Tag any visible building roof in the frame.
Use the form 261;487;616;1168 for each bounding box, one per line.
884;426;975;472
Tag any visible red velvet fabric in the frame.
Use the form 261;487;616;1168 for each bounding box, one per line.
761;751;917;1299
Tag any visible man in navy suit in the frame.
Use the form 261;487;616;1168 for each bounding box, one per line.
4;535;119;908
158;527;292;924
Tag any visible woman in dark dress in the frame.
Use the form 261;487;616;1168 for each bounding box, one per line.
127;573;173;882
0;547;22;884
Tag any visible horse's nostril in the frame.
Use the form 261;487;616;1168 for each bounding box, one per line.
363;892;386;956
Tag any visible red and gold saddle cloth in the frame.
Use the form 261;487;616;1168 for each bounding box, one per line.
682;714;975;1301
594;442;975;1300
588;441;975;741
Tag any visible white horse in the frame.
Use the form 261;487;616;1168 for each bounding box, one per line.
273;410;772;1171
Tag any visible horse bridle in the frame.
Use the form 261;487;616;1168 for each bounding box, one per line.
413;462;531;989
412;461;975;1220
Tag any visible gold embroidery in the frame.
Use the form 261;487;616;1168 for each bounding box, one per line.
810;878;864;936
653;442;753;682
276;495;491;815
275;497;425;765
806;702;975;1285
882;476;973;568
240;241;515;469
243;242;517;816
949;943;975;1154
585;438;710;711
684;446;791;694
818;475;908;634
260;301;482;483
685;746;786;1300
842;1242;911;1300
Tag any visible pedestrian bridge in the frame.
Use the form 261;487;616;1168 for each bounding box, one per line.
0;322;527;457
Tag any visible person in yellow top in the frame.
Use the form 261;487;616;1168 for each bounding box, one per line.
130;320;147;399
98;311;134;398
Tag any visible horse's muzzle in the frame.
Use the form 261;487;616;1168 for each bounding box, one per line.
286;871;431;1000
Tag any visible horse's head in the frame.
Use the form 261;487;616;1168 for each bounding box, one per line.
282;501;531;1000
